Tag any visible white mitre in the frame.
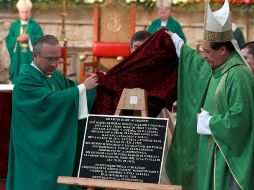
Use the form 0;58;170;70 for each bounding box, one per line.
204;0;251;70
16;0;33;11
156;0;172;8
204;0;233;42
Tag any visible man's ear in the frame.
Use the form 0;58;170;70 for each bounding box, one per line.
220;46;227;55
33;51;39;58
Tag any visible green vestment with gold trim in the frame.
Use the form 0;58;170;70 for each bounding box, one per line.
199;51;254;190
166;44;254;190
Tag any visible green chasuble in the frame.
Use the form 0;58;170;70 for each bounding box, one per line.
147;16;186;43
198;52;254;190
6;64;80;190
86;88;97;112
166;44;211;190
5;18;43;84
233;27;245;48
166;45;254;190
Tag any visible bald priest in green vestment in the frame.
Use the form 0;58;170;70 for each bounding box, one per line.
6;35;98;190
165;0;254;190
5;0;43;84
147;0;186;43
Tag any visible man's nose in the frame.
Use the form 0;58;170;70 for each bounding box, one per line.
51;61;58;67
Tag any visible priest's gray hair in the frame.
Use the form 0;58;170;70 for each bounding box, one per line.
33;35;59;54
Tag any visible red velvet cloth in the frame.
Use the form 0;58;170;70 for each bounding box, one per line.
92;29;178;117
0;91;12;178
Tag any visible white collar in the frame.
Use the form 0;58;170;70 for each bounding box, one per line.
161;20;167;26
31;62;51;77
21;20;28;25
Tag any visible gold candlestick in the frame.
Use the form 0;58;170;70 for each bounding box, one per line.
20;25;28;53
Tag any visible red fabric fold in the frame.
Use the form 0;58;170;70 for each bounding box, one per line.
92;29;178;117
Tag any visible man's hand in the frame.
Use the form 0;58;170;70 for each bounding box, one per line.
165;30;173;37
17;34;29;42
84;73;98;90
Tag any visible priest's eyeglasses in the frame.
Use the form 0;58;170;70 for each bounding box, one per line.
42;56;61;62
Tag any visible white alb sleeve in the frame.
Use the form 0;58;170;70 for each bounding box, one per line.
78;84;88;120
171;33;184;57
